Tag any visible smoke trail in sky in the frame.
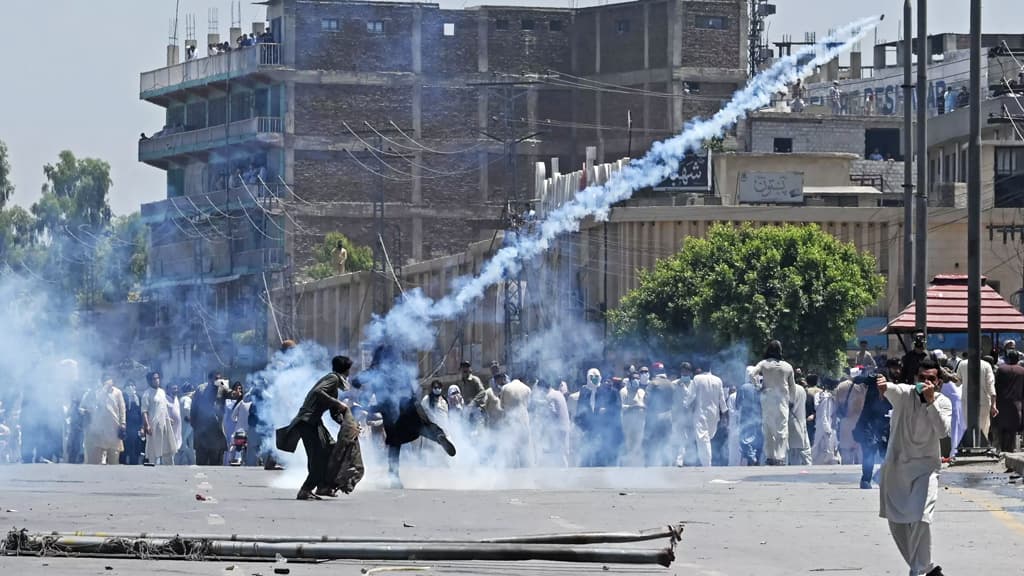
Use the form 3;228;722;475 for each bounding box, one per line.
358;15;883;392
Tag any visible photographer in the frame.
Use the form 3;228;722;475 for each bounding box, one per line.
876;358;952;576
901;332;930;386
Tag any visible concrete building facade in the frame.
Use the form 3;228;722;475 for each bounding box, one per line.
139;0;748;378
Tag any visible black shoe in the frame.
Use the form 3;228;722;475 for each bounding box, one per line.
926;565;944;576
438;434;457;457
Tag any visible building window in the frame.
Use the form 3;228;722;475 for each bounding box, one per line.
773;138;793;153
495;18;509;30
549;20;563;32
521;19;535;30
443;22;455;37
695;15;728;30
367;20;384;34
995;146;1024;207
321;18;339;31
616;19;631;34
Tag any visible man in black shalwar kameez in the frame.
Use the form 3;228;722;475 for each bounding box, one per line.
277;356;355;500
363;346;456;488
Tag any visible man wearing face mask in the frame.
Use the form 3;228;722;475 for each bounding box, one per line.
620;371;646;466
876;357;951;576
643;364;677;466
574;368;603;467
638;366;651;389
674;363;698;467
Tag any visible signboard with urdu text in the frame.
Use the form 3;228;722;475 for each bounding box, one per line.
737;171;804;204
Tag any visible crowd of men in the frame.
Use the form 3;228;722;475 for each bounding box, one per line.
5;365;260;468
2;334;1021;481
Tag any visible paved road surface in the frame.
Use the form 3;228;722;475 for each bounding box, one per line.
1;461;1022;575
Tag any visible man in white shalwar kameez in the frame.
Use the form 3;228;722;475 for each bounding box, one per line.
142;371;178;465
812;385;841;465
955;353;997;442
787;382;812;465
689;369;727;467
84;377;126;465
877;358;951;576
753;340;797;465
726;387;741;466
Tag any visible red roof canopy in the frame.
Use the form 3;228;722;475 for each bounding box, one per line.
883;275;1024;334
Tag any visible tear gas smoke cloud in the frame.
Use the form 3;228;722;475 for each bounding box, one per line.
358;15;883;391
257;16;881;489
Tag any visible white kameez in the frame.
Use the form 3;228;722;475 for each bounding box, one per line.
690;373;727;467
727;390;741;466
787;385;812;465
879;383;952;576
754;359;796;463
811;390;840;465
142;387;178;463
955;359;997;437
879;384;952;524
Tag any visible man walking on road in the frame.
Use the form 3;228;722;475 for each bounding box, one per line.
876;357;951;576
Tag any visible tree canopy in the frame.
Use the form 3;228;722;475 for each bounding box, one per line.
608;223;885;373
305;231;373;280
0;145;146;309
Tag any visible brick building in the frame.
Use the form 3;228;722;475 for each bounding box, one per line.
139;0;747;377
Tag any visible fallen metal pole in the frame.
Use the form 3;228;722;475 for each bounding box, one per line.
5;534;675;567
209;540;675;566
39;524;683;546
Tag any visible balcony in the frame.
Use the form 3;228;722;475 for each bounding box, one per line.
140;116;284;165
148;239;285;285
141;44;282;101
141;181;285;224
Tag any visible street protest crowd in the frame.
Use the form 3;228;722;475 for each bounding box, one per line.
2;333;1020;482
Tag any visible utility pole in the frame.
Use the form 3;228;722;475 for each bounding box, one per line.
372;131;387;317
914;0;929;334
967;0;983;444
470;79;542;377
902;0;915;309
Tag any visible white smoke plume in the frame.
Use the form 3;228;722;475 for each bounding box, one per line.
359;16;883;392
257;17;882;488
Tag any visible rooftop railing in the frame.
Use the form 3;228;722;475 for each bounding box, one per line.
140;43;282;96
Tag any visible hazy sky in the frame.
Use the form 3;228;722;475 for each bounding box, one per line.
0;0;1017;215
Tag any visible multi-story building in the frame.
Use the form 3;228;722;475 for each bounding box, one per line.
139;0;748;378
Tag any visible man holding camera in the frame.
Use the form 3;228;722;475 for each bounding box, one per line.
876;357;952;576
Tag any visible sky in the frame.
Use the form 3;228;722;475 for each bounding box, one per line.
0;0;1018;216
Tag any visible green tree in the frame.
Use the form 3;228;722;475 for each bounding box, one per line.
0;140;13;209
306;232;373;280
608;223;885;373
94;213;149;302
33;150;113;237
28;151;113;302
0;205;37;267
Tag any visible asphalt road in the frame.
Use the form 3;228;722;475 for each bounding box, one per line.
1;460;1022;576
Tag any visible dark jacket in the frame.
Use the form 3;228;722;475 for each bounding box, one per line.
995;363;1024;432
277;372;344;453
